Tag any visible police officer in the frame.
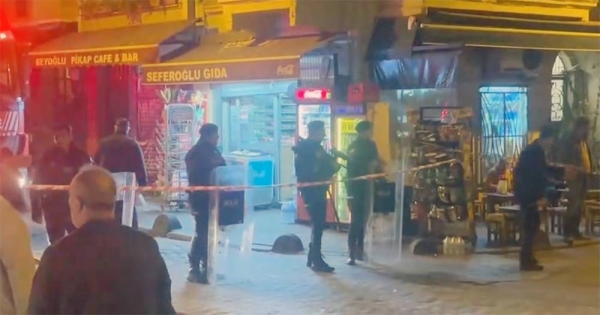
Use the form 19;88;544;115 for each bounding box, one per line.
293;120;340;273
33;124;92;244
185;123;225;284
346;121;381;265
94;118;148;228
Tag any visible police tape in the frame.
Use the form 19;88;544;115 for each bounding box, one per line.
24;159;459;192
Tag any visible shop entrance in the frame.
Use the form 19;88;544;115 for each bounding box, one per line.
479;86;528;183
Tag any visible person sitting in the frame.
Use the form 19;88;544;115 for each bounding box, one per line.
28;166;176;314
485;159;507;192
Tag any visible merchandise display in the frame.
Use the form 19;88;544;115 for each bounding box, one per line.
409;106;475;244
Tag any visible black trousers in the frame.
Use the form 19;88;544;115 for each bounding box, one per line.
189;210;210;268
43;206;76;244
114;200;139;229
564;177;587;237
303;189;328;251
41;193;75;244
347;186;367;252
520;206;540;265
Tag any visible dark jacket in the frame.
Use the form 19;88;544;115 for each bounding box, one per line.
94;133;148;186
32;143;92;215
185;140;225;213
346;137;379;192
513;140;551;208
28;220;175;315
34;143;91;186
293;138;340;198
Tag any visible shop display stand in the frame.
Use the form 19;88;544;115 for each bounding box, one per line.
164;104;197;211
409;107;476;255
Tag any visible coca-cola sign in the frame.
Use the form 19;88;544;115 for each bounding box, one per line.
295;88;332;102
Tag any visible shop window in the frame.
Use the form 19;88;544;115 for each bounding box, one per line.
479;86;528;183
551;55;566;122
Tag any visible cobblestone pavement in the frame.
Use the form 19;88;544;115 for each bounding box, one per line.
26;212;600;315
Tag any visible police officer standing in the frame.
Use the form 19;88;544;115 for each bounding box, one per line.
94;118;148;228
185;123;225;284
346;121;381;265
33;124;92;244
293;120;340;273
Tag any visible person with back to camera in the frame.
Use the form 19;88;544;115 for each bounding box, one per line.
293;120;340;273
185;123;225;284
94;118;148;228
28;166;176;314
513;125;555;271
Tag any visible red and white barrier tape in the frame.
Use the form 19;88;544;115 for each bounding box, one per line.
24;159;459;192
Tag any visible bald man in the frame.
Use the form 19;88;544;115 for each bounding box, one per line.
28;166;176;315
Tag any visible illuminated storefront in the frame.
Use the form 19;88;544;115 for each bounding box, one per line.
139;31;348;206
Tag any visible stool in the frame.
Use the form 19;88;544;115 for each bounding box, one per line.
584;201;600;235
548;208;567;235
485;213;508;246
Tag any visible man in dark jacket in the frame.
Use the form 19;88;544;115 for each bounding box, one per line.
185;123;225;284
293;120;340;273
28;166;175;315
345;121;381;265
33;124;92;244
513;125;555;271
94;118;148;228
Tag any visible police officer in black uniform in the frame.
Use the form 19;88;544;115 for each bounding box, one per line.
94;118;148;228
293;120;340;273
33;124;92;244
185;123;225;284
346;121;381;265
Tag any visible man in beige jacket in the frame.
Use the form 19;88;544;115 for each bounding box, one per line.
0;164;36;314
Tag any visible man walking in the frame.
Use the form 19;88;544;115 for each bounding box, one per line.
293;120;340;272
513;125;555;271
560;117;592;243
28;166;175;314
185;123;225;284
95;118;148;228
33;124;92;244
346;121;381;265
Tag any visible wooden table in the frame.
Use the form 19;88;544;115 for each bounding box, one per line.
483;193;514;218
498;205;566;248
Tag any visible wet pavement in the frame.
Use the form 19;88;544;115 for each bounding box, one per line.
25;205;600;315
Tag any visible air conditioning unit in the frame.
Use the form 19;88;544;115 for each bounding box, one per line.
484;49;543;79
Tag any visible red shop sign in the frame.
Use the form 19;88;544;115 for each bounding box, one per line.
295;88;332;102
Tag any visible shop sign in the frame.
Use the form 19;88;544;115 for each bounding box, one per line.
30;48;157;67
295;88;332;102
141;59;300;84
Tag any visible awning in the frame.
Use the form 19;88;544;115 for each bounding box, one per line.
419;11;600;52
140;32;334;84
367;11;600;60
29;20;198;68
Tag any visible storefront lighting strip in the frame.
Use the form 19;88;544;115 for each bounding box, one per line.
420;23;600;38
29;44;158;56
421;41;600;52
141;56;301;68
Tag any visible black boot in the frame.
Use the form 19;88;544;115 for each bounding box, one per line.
310;247;335;273
188;238;209;284
355;244;364;261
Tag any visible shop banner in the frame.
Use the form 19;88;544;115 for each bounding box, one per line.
141;59;300;85
29;47;158;68
370;50;459;90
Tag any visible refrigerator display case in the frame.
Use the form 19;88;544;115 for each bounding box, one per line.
164;104;197;209
333;114;363;224
224;151;275;207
